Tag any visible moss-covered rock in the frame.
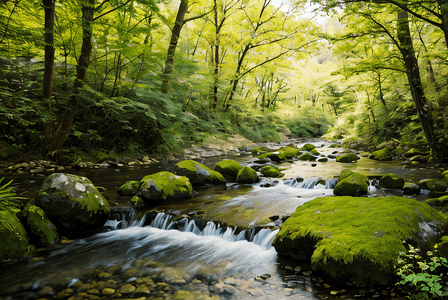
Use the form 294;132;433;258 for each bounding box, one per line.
298;153;316;161
301;144;316;151
257;152;286;162
236;166;258;184
273;196;448;286
23;205;59;245
0;210;36;260
117;180;140;196
213;160;243;181
403;182;421;195
410;155;428;163
260;165;282;178
279;146;300;158
35;173;110;235
172;160;226;186
340;169;354;181
379;173;405;189
0;141;19;158
139;171;193;204
404;148;427;158
443;170;448;181
336;153;360;163
317;157;328;162
439;236;448;258
417;179;448;195
334;172;368;196
310;148;320;156
425;195;448;208
369;148;392;161
130;195;145;206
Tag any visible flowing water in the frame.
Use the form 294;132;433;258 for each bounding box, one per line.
0;140;444;300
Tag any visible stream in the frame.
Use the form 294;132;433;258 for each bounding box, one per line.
0;140;443;300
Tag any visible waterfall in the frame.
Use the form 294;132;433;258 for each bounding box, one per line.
105;210;147;230
283;176;337;189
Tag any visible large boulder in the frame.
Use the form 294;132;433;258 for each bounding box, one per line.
23;205;59;245
369;148;392;161
235;166;258;184
333;172;368;196
139;171;192;204
35;173;110;235
379;173;404;189
213;160;243;181
279;146;300;158
301;144;316;151
172;160;226;186
273;196;448;286
0;210;36;260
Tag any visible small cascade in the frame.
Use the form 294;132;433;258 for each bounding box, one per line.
105;210;147;230
147;212;278;250
284;177;337;189
368;179;386;196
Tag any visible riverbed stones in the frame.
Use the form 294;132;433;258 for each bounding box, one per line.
23;205;59;244
212;159;242;181
379;173;404;189
333;171;368;196
279;146;300;158
369;148;392;161
257;152;286;162
34;173;110;235
403;182;421;195
335;153;360;163
235;166;258;184
117;180;140;196
272;196;448;286
172;160;226;186
260;165;282;178
139;171;193;204
301;144;316;151
0;209;36;260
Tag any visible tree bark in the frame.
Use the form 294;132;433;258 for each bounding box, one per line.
42;0;55;138
212;0;219;109
161;0;188;94
397;10;445;161
47;0;94;151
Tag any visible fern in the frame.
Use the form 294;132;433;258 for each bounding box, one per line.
0;178;25;212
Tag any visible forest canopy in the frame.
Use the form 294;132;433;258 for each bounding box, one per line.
0;0;447;161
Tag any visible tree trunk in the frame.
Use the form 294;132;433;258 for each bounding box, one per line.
397;10;445;161
225;45;250;110
436;0;448;48
212;0;219;109
161;0;188;94
42;0;55;138
47;0;94;151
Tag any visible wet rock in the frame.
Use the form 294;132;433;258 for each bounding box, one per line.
212;159;242;181
273;196;448;286
172;160;226;186
336;153;360;163
138;171;193;204
37;286;55;296
34;173;110;235
23;205;59;244
117;180;140;196
317;157;328;162
257;152;286;162
379;173;404;189
298;153;316;161
0;209;36;260
369;148;392;161
301;144;316;151
403;182;421;195
236;166;258;184
101;288;115;295
279;146;300;158
333;171;368;196
425;195;448;208
119;283;136;294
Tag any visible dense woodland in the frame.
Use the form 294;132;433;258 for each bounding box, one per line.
0;0;447;162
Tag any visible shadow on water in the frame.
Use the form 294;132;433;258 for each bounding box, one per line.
0;142;443;299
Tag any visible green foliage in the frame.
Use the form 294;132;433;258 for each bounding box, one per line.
395;244;448;300
0;178;25;212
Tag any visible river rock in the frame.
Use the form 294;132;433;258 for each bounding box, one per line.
279;146;300;158
379;173;404;189
333;171;368;196
425;195;448;208
272;196;448;286
336;153;360;163
34;173;110;235
260;165;282;178
257;152;286;162
139;171;193;204
300;144;316;151
212;160;243;181
404;148;427;158
0;209;36;260
23;205;59;244
369;148;392;161
298;153;316;161
403;182;421;195
236;166;258;184
417;179;448;196
172;160;226;186
117;180;140;196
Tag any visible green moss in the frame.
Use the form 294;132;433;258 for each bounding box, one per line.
417;179;448;192
172;160;226;185
24;205;59;244
318;157;328;162
0;210;36;260
236;166;258;184
443;170;448;181
298;153;315;161
310;148;320;156
340;169;354;181
0;141;19;158
334;172;368;196
257;152;286;162
118;180;140;196
369;148;391;161
301;144;316;151
273;196;448;286
141;171;193;202
336;153;360;163
425;195;448;207
390;146;404;156
279;146;300;158
260;165;282;178
379;173;404;189
130;195;145;206
404;148;426;158
213;160;242;181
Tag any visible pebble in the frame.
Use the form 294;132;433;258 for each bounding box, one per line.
135;284;151;294
119;284;136;294
247;288;265;297
294;266;302;272
98;272;112;278
283;288;294;292
324;284;331;288
101;288;115;295
37;286;55;296
305;286;313;293
302;271;312;276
